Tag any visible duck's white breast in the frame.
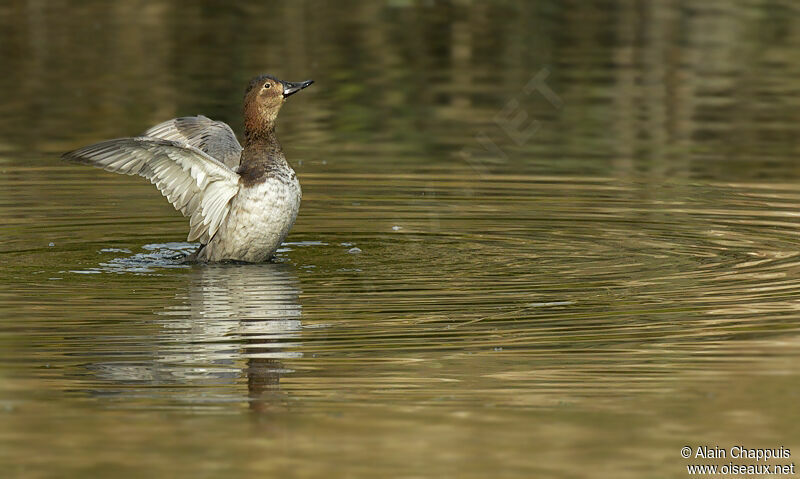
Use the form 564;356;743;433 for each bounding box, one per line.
205;175;301;262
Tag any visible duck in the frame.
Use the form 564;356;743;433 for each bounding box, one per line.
62;74;313;263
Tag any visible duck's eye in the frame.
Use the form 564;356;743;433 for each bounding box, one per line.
263;83;271;89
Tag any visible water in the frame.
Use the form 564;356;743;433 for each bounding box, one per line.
2;1;800;477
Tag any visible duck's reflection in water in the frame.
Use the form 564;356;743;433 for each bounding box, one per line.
189;263;302;412
89;262;302;412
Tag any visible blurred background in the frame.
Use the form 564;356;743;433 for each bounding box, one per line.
1;0;800;477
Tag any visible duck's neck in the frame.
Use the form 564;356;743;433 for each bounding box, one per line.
244;122;279;148
238;125;290;186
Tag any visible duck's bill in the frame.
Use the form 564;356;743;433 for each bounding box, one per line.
282;79;314;97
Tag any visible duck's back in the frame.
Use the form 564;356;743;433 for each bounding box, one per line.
145;115;243;169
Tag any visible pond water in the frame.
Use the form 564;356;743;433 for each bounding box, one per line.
2;1;800;477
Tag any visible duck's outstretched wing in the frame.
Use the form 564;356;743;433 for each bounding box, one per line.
144;115;243;169
63;137;240;244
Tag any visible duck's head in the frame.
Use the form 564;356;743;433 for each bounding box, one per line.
244;74;313;137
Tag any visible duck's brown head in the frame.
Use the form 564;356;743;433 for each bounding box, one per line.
243;74;313;140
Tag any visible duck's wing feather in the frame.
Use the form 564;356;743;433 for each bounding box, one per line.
144;115;243;169
62;137;240;244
